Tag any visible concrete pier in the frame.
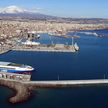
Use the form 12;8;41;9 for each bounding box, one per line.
25;79;108;85
0;45;76;54
1;79;108;103
12;44;76;53
24;79;108;88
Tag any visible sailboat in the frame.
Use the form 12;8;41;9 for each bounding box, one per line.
71;37;79;51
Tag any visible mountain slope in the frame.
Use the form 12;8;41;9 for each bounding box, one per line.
0;5;58;20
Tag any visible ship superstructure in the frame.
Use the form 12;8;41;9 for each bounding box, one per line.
0;61;34;81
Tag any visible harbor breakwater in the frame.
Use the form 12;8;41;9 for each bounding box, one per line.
0;79;30;103
1;78;108;103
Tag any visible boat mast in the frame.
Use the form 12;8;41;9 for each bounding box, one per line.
58;74;59;80
72;37;74;46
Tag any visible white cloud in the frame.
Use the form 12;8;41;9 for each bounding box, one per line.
0;5;42;13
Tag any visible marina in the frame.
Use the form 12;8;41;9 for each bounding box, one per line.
0;0;108;107
0;29;108;107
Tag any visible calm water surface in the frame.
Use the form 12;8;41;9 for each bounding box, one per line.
0;29;108;108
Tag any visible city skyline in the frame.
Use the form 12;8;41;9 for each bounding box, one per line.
0;0;108;18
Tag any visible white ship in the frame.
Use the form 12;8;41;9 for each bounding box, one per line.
21;40;40;46
0;61;34;75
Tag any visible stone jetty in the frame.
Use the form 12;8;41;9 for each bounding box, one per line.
1;78;108;103
0;79;30;103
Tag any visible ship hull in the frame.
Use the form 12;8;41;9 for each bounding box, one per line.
0;61;34;76
0;68;32;75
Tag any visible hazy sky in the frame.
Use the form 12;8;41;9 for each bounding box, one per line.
0;0;108;18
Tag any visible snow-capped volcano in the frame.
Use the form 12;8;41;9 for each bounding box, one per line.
0;5;58;20
0;5;27;14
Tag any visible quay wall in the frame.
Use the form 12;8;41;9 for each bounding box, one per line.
0;44;77;54
12;48;75;52
12;44;76;52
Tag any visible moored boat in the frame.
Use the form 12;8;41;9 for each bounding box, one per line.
0;61;34;75
74;42;79;51
21;40;40;46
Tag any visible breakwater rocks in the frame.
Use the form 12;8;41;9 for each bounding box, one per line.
0;79;71;104
1;79;108;103
0;79;31;103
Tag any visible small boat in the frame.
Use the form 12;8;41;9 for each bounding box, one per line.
21;40;40;46
34;34;40;39
74;43;79;51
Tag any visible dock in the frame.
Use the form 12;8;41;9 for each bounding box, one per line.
12;44;77;52
0;78;108;103
0;45;76;54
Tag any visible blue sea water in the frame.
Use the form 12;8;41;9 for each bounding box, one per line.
0;29;108;108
